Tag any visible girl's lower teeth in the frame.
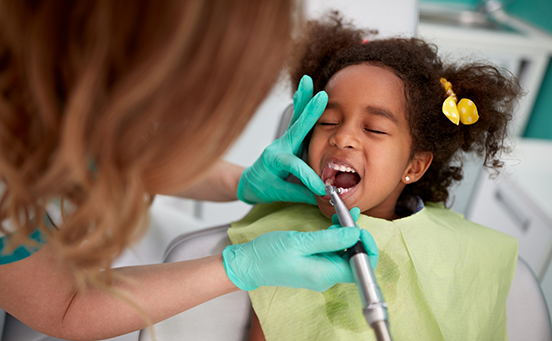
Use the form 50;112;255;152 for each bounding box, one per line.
323;180;353;194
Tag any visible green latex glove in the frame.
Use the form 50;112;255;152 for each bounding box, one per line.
330;207;379;270
237;75;327;205
222;226;361;292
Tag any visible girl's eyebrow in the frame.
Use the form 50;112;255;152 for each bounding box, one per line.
364;105;399;124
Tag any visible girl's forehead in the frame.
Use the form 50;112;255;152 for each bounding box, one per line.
326;64;403;90
325;64;406;108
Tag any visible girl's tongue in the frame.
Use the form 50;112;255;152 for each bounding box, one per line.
334;172;360;188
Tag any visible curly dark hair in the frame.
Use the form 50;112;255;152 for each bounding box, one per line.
289;13;523;204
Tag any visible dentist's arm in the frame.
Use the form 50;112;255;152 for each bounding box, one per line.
0;242;238;340
175;159;243;202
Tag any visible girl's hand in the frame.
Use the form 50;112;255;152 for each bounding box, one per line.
237;75;327;205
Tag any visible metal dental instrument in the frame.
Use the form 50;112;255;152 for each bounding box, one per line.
326;185;392;341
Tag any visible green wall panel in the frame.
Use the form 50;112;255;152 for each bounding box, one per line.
524;59;552;139
504;0;552;139
505;0;552;35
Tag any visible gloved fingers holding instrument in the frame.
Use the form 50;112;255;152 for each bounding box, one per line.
330;207;379;270
222;226;362;292
237;75;326;205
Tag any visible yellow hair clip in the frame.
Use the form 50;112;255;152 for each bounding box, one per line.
440;78;478;125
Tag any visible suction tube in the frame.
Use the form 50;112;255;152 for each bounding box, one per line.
325;186;392;341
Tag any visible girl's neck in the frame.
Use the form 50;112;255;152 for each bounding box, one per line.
363;203;399;221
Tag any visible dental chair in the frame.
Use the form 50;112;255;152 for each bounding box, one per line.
138;225;252;341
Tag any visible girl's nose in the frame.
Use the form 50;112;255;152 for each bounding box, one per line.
329;124;360;150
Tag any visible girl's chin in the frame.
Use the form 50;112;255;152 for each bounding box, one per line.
317;202;338;219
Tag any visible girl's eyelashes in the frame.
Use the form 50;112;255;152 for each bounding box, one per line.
317;122;386;134
364;128;386;135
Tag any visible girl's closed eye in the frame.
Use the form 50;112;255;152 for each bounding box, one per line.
364;127;386;135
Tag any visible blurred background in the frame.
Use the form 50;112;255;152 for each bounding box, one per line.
115;0;552;330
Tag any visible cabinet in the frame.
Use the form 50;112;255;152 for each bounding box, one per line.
466;138;552;279
466;138;552;312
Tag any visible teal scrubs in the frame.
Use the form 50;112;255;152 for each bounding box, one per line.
0;218;49;265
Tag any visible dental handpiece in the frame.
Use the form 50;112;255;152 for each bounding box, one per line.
325;186;392;341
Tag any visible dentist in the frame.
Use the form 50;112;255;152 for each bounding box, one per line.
0;1;362;340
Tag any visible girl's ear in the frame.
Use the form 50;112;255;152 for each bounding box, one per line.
402;152;433;184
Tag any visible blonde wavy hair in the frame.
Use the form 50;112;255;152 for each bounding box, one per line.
0;0;294;287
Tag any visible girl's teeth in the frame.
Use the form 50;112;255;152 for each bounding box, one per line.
328;162;356;173
324;179;332;186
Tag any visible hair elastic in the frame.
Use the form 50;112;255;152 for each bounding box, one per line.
440;78;478;125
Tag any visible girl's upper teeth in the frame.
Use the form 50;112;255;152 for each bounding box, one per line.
331;162;355;173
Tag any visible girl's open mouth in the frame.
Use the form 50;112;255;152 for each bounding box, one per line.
320;161;361;200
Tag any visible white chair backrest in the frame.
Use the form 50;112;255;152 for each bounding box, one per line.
506;257;552;340
138;225;251;341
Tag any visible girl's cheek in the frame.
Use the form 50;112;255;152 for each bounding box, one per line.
306;136;320;166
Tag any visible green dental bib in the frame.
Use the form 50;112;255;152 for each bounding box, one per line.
228;202;518;341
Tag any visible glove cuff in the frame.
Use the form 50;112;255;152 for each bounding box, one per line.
222;244;259;291
236;168;262;205
236;177;256;205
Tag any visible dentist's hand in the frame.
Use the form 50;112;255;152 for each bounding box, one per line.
222;227;360;292
237;75;326;205
329;207;379;270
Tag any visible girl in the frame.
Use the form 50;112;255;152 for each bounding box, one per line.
228;14;523;341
